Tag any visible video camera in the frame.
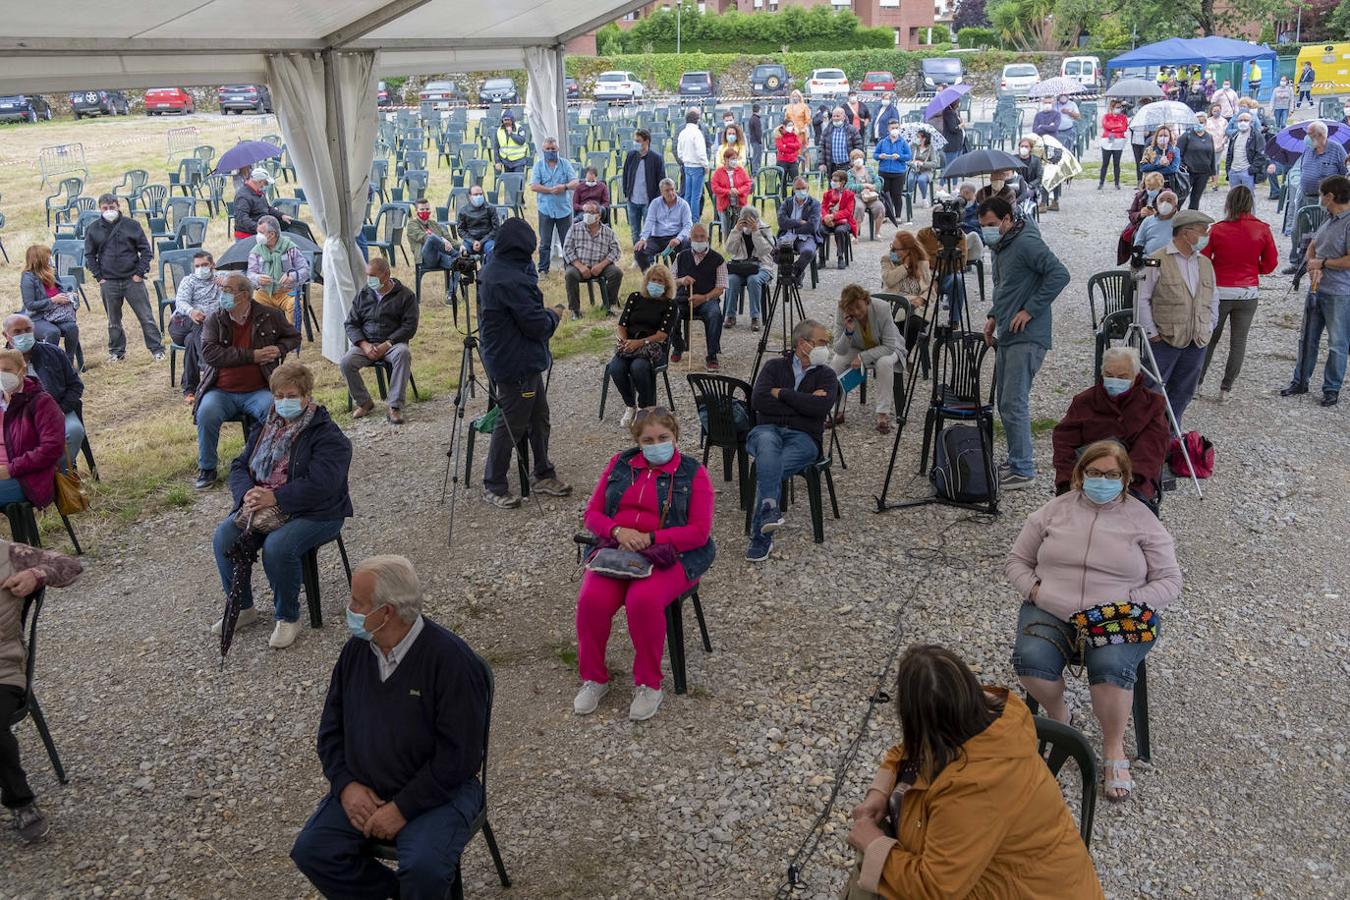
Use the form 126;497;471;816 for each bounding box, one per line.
1128;245;1161;271
931;198;966;251
451;253;480;284
774;240;797;276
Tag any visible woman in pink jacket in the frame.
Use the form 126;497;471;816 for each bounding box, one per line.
1005;440;1182;802
0;349;65;509
574;407;714;723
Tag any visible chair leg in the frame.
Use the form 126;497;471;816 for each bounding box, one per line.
482;821;512;887
690;590;712;652
336;535;353;584
80;437;99;482
824;467;840;519
301;549;322;628
26;694;68;784
1133;660;1151;763
661;368;675;409
805;470;826;544
60;515;82;556
598;369;609;420
737;446;751;512
666;598;688;695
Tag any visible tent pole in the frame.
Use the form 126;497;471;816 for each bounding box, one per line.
554;43;568;158
322;48;360;290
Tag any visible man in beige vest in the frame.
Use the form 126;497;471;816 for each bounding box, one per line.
1137;209;1217;423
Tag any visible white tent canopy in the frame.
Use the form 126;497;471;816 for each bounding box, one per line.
0;0;647;360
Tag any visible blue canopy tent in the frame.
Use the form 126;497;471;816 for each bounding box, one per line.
1107;37;1278;100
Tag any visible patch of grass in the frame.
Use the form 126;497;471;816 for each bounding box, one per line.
992;417;1058;439
553;643;579;668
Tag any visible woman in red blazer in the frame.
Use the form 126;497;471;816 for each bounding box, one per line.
709;148;752;245
1200;184;1278;399
821;171;858;269
1099;101;1129;190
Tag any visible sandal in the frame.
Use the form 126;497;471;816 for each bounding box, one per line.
1102;758;1134;802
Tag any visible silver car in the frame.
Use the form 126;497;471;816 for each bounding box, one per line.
999;64;1040;99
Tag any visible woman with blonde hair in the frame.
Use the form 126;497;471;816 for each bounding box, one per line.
713;121;747;170
880;231;931;349
784;90;812;144
18;245;79;358
607;265;677;427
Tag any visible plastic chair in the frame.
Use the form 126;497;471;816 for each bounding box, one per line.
153;248;199;333
4;500;82;556
44;178;83;227
1293;205;1328;253
157;216;208;255
112;169;149;212
52;198;96;239
1032;715;1098;848
344;360;421;412
51;240;92;312
743;441;840;543
597;349;676;420
1027;660;1152;764
752;166;784;212
496;172;526;218
299;535;352;629
136;184;169;223
912;331;997;506
1093;308;1135;381
1087;270;1132;332
687;373;753;511
4;589;67;785
360;204;411;267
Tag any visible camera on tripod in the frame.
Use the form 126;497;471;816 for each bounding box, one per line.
1128;245;1161;271
774;241;797;277
931;198;967;250
452;253;480;284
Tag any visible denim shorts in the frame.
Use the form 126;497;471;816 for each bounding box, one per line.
1011;602;1159;690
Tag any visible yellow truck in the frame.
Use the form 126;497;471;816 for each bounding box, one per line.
1295;43;1350;95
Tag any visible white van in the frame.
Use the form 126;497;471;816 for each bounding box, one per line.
1062;56;1100;90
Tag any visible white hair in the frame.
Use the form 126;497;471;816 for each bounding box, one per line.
1102;346;1141;377
3;313;33;333
658;177;676;190
354;555;423;624
1307;120;1328;138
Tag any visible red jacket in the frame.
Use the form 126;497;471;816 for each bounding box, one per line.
1202;214;1278;287
1101;112;1129;140
821;188;859;236
1051;375;1169;499
775;130;801;164
710;165;752;213
2;377;65;509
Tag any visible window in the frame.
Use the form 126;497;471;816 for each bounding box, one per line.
831;0;850;6
754;0;763;6
880;0;900;6
895;28;902;45
698;1;706;10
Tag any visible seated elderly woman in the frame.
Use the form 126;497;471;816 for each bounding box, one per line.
828;284;904;434
1133;189;1179;254
574;407;714;722
879;231;931;349
1006;440;1182;802
0;349;65;510
846;644;1103;898
1052;347;1169;501
211;361;352;651
846;156;887;235
723;206;775;330
247;215;312;314
607;265;677;428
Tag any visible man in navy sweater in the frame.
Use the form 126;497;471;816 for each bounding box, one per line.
291;555;489;900
746;319;839;562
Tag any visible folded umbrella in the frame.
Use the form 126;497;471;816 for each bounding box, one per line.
924;84;971;120
1027;77;1091;99
1265;119;1350;166
1106;78;1165;99
220;529;267;665
214;140;282;175
941;148;1026;179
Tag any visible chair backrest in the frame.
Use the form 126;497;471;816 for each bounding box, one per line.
165;195;196;227
1294;204;1327;246
1033;715;1098;848
52;240;84;278
873;292;913;326
497;172;525;204
73;209;101;239
56;196;95;224
118;169;149;193
140;184;169;215
380;204;409;241
754;166;783;195
936;331;992;407
273;198;302;219
687;373;753;449
1087;270;1132;331
158;248;199;298
57;177;82;199
178;216;209;248
465;159;489;187
19;588;47;707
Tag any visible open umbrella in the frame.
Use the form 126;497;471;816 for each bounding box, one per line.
1106;78;1165;99
924;84;971;119
1265;119;1350;166
897;122;943;143
1027;77;1091;99
1128;101;1197;134
213;140;282;174
942;148;1025;179
215;232;321;270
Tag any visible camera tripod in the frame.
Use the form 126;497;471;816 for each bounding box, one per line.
750;258;808;383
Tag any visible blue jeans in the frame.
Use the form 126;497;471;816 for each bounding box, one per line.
196;388;274;471
626;201;649;246
63;410;85;471
682;166;706;220
727;270;771;321
1147;340;1207;424
914;171;932;201
746;425;819;539
1292;291;1350;392
212;515;345;622
1011;602;1158;690
460;238;494;264
291;780;483;900
672;297;724;359
0;477;25;505
993;341;1046;478
420;239;460;295
1229;169;1255;191
536;213;571;274
606;352;662;408
1274;107;1289;129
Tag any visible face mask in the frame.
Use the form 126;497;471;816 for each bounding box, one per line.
646;282;664;297
585;178;596;186
367;276;382;290
633;140;644;151
274;397;303;419
889;251;899;263
101;209;119;222
1237;121;1250;132
11;333;35;353
981;225;1003;246
1156;136;1169;147
1146;190;1159;203
1018;147;1030;158
832;119;844;127
1343;108;1350;117
1041;103;1053;111
991;179;1004;190
785;126;794;134
1192;234;1209;252
691;240;709;253
889;129;900;139
730;160;741;168
470;194;485;207
727;135;738;144
795;189;809;201
1305;136;1316;150
1194;125;1205;133
1102;376;1132;397
194;265;213;280
808;346;830;367
543;150;558;162
415;209;431;222
344;604;387;641
255;233;269;246
583;212;599;225
0;372;20;394
1157;201;1175;216
218;292;237;311
1082;476;1123;504
641;441;675;466
833;183;845;192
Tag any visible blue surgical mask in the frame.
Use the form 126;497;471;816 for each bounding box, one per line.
795;189;809;201
1193;235;1209;252
1305;135;1316;150
633;140;644;151
470;194;485;207
889;251;899;263
274;397;303;419
218;292;237;311
367;276;382;290
1102;376;1132;397
544;150;558;162
981;225;1003;246
11;333;35;353
344;604;387;641
646;282;664;297
641;441;675;466
1082;476;1124;504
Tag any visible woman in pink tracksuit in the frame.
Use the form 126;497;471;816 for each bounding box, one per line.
574;407;715;722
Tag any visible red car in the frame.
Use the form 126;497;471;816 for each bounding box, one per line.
860;71;896;93
145;87;194;115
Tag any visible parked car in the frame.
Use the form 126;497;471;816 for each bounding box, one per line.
594;71;645;103
998;63;1040;99
0;95;52;123
376;81;391;106
70;90;129;118
144;87;194;116
751;63;791;96
479;78;519;105
419;80;464;108
218;84;273;114
918;58;964;96
860;71;896;93
806;68;849;98
565;77;579;101
1061;56;1101;91
678;71;716;100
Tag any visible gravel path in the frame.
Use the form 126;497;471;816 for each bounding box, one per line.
4;181;1347;900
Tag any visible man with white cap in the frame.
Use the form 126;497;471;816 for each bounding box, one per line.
1135;208;1217;423
233;166;293;240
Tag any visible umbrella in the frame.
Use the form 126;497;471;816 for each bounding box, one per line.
216;232;321;270
1106;78;1165;99
1019;134;1082;192
1128;101;1198;133
924;84;971;119
213;140;282;174
942;148;1026;179
1265;119;1350;166
897;122;943;143
1027;77;1091;99
219;528;266;665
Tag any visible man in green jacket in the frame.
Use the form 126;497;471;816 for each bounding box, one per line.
977;197;1070;490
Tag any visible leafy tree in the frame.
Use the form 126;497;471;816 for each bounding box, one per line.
952;0;991;31
988;0;1055;50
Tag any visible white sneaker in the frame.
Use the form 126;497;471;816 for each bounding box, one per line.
211;606;259;636
620;407;637;427
629;685;664;721
573;680;610;715
268;619;303;649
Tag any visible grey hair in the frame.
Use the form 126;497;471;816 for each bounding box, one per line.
959;182;978;194
792;318;823;346
1101;346;1141;377
658;177;676;190
542;135;558;146
737;205;760;223
1307;120;1328;138
256;215;280;234
3;313;33;333
354;554;423;624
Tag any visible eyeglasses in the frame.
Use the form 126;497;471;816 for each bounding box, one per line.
1084;467;1122;480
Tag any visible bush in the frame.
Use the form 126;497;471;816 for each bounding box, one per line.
920;25;952;45
596;23;624;57
615;4;893;53
958;27;1000;49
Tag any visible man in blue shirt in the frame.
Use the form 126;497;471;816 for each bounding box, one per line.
528;136;579;276
633;178;692;271
1280;121;1349;272
1286;174;1350;406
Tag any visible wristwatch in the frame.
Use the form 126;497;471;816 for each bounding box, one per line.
643;337;651;346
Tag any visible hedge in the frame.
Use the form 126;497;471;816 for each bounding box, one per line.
614;6;894;54
957;27;1000;49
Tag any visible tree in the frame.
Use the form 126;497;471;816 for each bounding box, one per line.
987;0;1055;50
1330;0;1350;39
952;0;990;31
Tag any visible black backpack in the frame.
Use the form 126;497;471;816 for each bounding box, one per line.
931;424;994;503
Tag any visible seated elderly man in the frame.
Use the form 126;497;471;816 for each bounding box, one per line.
247;215;312;314
194;274;300;490
3;314;85;468
776;177;821;287
672;223;727;370
1052;346;1170;501
291;554;490;900
561;200;623;318
633;178;692;272
340;257;419;426
232;167;293;238
169;250;226;404
407;197;459;303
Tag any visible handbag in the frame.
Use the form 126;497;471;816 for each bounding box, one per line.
727;259;762;278
1172;166;1192;200
1068;601;1158;649
54;450;89;516
584;470;678;580
233;503;290;535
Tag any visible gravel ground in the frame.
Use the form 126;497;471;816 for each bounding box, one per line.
4;180;1347;900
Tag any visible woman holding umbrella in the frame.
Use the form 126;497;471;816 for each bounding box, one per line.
1099;100;1129;190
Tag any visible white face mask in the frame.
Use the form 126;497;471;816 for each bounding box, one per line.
691;240;709;253
808;345;830;367
582;212;598;225
194;265;213;280
0;371;20;394
1157;201;1175;216
584;178;596;186
1018;147;1031;158
101;208;119;222
991;179;1005;190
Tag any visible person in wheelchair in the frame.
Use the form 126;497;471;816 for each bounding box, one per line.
573;407;714;723
827;284;903;434
1051;347;1169;505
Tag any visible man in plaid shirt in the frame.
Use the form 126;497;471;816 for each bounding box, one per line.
562;200;623;319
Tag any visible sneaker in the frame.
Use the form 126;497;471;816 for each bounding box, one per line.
745;534;774;562
1218;389;1230;404
532;477;573;497
705;357;720;371
194;468;217;490
620;407;637;427
758;499;785;534
670;351;683;364
211;606;259;636
484;490;522;509
725;315;737;328
999;472;1035;490
152;351;166;362
106;353;125;363
1279;382;1308;397
13;802;50;843
573;680;610;715
628;685;664;721
751;319;761;332
268;619;302;649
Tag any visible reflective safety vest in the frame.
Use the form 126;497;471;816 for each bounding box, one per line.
497;127;527;162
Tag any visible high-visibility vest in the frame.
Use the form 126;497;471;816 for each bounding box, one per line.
497;127;527;162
